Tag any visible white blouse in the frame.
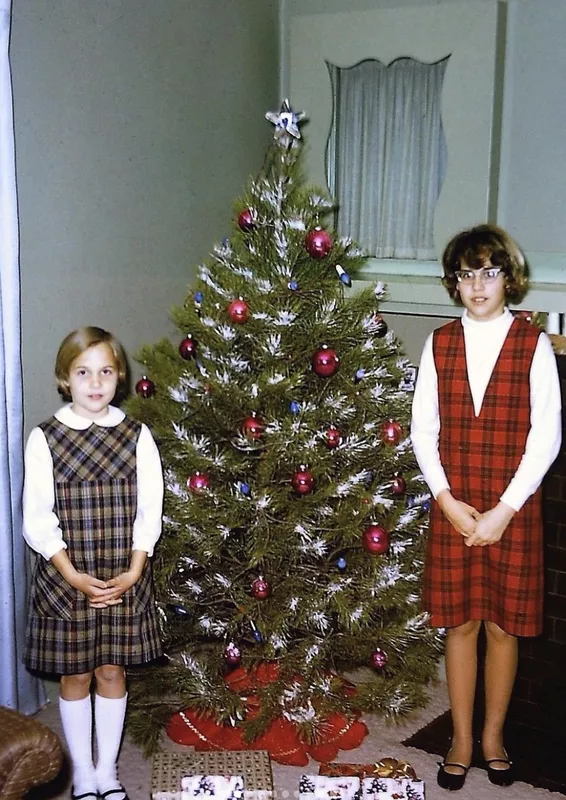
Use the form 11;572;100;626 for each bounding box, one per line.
23;404;164;560
410;309;562;511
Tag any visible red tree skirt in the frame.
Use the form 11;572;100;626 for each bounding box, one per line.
166;663;369;766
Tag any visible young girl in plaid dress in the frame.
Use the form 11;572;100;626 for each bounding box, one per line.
23;327;163;800
411;225;561;791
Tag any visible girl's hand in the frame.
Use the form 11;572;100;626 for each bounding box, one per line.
436;489;480;538
72;572;123;608
465;501;515;547
105;570;140;601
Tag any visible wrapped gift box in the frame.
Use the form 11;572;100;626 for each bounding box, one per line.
362;776;425;800
152;751;273;800
299;774;361;800
319;760;417;781
181;775;244;800
319;765;383;780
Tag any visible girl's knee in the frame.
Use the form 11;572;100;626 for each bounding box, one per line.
94;664;126;686
60;671;93;697
485;620;515;642
448;620;481;638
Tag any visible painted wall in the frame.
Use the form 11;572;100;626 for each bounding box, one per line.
11;0;279;432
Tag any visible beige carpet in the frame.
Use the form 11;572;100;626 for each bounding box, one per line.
33;679;562;800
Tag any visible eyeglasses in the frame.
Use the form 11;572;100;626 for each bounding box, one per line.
454;267;503;284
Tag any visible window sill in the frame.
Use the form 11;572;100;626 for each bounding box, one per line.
353;254;566;317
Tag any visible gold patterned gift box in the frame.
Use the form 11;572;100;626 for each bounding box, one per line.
151;751;273;800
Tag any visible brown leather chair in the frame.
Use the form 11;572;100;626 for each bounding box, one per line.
0;705;63;800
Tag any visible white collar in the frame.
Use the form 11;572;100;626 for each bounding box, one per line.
55;404;125;430
461;307;513;332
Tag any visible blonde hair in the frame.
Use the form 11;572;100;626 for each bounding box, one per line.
441;223;529;305
55;326;128;400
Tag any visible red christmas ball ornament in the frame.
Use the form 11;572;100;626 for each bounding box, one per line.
312;345;340;378
224;642;242;666
391;474;407;495
179;334;197;360
135;376;155;398
291;465;315;495
371;647;388;670
380;419;403;446
251;576;271;599
237;208;255;232
305;227;333;259
187;471;210;493
241;412;264;440
227;298;249;324
362;524;390;555
371;313;388;338
324;427;342;449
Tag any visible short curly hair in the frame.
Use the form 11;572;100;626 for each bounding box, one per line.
55;326;128;401
441;224;529;305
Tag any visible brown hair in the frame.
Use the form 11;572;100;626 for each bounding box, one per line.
441;223;529;305
55;326;128;400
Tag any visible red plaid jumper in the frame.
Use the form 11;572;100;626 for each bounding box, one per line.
422;317;543;636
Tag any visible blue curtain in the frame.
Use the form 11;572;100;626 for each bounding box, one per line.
0;0;46;712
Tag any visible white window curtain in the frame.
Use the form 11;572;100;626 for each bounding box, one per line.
326;56;448;260
0;0;46;711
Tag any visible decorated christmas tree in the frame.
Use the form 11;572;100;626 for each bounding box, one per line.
126;101;443;763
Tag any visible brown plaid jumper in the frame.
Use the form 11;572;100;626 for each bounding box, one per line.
422;317;543;636
25;417;162;674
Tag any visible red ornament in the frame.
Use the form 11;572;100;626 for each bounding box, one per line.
371;314;388;338
380;419;403;445
237;208;255;232
135;376;155;398
251;576;271;599
291;466;315;495
187;472;210;493
391;474;406;495
312;346;340;378
227;298;249;324
371;647;388;670
224;642;242;666
305;227;333;259
241;412;264;440
362;524;390;555
179;334;197;360
324;427;342;449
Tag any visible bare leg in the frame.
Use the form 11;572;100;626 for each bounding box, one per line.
443;619;482;774
482;621;518;765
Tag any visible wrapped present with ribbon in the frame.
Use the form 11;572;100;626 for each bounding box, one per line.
299;774;361;800
181;776;244;800
362;776;425;800
319;759;417;782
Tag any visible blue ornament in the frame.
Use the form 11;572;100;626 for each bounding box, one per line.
336;556;347;571
240;482;251;496
335;264;352;287
250;620;263;642
171;605;188;615
289;400;301;415
288;279;299;291
354;368;365;384
422;499;431;513
194;291;203;304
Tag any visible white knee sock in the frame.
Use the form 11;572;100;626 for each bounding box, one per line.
94;693;128;799
59;695;96;796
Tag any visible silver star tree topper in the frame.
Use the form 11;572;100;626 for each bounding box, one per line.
265;99;307;143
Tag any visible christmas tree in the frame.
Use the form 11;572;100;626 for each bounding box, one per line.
126;101;443;760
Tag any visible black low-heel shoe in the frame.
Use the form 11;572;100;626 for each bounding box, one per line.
485;757;515;787
437;761;470;791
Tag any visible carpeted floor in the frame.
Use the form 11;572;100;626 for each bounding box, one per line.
30;677;565;800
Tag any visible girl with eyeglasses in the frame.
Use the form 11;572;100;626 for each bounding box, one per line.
411;224;561;790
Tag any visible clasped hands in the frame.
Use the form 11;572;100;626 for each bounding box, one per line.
72;570;140;609
436;489;515;547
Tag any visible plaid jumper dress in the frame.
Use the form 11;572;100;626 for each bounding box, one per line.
422;317;543;637
24;417;162;674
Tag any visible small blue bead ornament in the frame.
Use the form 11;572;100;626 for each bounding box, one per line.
289;400;301;415
288;280;299;291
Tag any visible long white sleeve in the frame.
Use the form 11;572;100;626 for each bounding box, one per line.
131;423;164;555
410;334;449;498
500;332;562;510
23;427;67;560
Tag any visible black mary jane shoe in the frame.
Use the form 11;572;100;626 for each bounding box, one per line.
71;792;98;800
437;761;470;791
485;756;515;787
99;788;130;800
